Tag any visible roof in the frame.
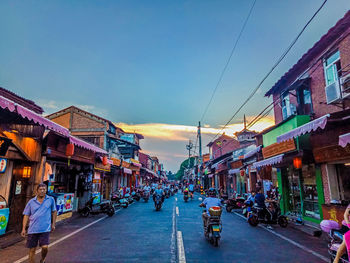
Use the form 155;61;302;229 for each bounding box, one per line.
207;134;236;147
0;87;44;114
265;11;350;97
46;105;116;128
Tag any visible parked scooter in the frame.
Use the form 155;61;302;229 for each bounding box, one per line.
153;193;163;211
111;192;128;209
79;196;115;217
202;206;223;247
124;191;134;204
132;189;141;202
320;220;350;263
248;201;288;228
225;195;245;213
183;190;189;202
242;200;254;218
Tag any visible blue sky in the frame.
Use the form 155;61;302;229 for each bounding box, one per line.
0;0;349;171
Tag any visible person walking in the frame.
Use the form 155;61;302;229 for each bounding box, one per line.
21;183;57;263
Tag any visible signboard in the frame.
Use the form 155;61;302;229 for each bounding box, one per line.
313;144;350;163
0;208;9;235
0;159;7;173
15;181;22;195
230;160;243;169
92;192;101;204
56;193;74;215
262;139;296;159
322;204;346;226
94;162;111;172
0;137;11;157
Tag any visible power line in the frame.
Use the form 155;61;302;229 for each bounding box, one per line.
207;0;328;144
200;0;257;123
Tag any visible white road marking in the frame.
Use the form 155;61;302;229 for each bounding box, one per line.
14;207;128;263
175;197;177;201
171;206;176;263
177;231;186;263
176;206;179;216
233;212;328;262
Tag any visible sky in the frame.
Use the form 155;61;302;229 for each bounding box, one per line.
0;0;349;171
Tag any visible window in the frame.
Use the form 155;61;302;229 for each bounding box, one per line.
297;87;313;115
324;51;341;86
281;92;293;120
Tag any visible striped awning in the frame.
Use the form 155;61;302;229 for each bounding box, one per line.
253;154;284;168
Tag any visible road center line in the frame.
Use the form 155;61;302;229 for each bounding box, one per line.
176;206;179;216
233;212;328;262
175;197;177;201
177;231;186;263
14;208;125;263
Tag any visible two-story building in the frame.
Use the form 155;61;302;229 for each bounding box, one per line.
255;11;350;225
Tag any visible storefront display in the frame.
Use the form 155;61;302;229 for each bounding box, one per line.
48;193;75;215
0;195;9;235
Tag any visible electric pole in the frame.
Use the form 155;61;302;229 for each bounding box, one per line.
198;122;202;185
186;140;193;182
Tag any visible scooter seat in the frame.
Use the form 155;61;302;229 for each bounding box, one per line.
330;243;341;251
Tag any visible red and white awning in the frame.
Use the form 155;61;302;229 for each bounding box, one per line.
253;154;284;168
339;133;350;148
276;114;330;143
70;136;107;154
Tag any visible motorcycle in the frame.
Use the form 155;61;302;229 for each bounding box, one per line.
153;194;163;211
164;189;170;198
142;190;150;202
320;220;349;263
79;196;115;217
248;201;288;228
203;206;223;247
183;190;189;202
132;189;141;202
124;192;134;204
225;196;245;213
111;192;128;209
242;200;254;218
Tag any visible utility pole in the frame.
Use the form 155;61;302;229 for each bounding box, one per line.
198;122;202;186
186;140;193;182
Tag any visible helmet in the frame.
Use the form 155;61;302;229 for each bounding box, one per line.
208;188;216;197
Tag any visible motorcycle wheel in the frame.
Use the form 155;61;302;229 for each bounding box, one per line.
213;237;220;247
123;203;128;208
80;208;90;217
278;216;288;228
107;207;115;217
248;215;259;227
226;206;233;213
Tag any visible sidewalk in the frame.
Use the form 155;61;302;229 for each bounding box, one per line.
0;213;106;263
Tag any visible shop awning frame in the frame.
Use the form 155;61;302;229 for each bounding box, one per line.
339;132;350;148
252;154;284;168
243;145;261;159
276;114;330;143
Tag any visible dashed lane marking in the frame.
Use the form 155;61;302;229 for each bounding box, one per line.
177;231;186;263
176;206;179;216
175;197;177;201
233;212;328;262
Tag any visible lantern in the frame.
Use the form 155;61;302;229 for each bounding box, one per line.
102;156;108;166
66;143;75;166
293;157;302;169
240;169;245;177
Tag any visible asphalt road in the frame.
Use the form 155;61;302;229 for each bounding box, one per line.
1;192;329;263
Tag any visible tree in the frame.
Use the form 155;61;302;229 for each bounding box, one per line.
175;157;195;180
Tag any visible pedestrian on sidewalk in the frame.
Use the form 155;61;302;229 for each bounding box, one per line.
21;183;57;263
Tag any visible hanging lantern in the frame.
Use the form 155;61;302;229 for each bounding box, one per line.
66;143;75;166
102;156;108;166
240;169;245;177
293;157;302;169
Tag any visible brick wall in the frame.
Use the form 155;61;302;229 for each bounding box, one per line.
321;164;331;204
211;139;240;159
71;112;105;130
50;112;71;129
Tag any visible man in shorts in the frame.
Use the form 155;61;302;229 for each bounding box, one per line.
21;183;57;263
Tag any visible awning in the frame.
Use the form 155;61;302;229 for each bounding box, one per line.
253;154;284;168
70;136;107;154
277;114;330;143
243;145;261;159
98;156;113;165
339;133;350;148
123;168;132;175
229;169;240;175
140;167;157;176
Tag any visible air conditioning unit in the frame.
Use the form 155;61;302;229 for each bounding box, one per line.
325;81;341;104
340;73;350;99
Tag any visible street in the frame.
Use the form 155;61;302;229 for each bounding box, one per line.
1;193;329;263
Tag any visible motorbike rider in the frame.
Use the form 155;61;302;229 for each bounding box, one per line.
143;183;151;193
153;184;165;203
255;187;273;229
199;188;221;229
245;191;256;218
188;182;195;199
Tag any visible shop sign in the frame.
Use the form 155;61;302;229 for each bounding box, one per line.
93;179;101;184
230;160;243;169
92;192;101;204
262;139;296;159
94;161;111;172
313;145;350;163
56;193;74;216
15;181;22;195
0;208;9;235
322;204;346;225
0;159;7;173
0;137;11;157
